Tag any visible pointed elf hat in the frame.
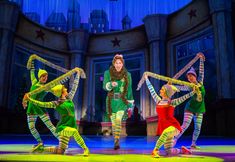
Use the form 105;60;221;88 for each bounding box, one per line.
186;67;197;78
163;84;180;98
38;69;48;78
51;84;63;97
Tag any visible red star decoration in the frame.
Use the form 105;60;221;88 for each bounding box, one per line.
188;9;197;20
111;37;121;47
35;29;45;41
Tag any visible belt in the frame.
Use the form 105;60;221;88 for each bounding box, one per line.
113;93;121;99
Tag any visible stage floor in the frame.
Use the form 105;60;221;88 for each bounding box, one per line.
0;135;235;162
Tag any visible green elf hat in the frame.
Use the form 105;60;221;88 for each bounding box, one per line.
38;69;48;78
51;84;63;97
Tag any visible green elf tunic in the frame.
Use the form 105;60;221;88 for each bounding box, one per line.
103;69;134;114
27;98;77;133
185;84;206;113
176;57;206;114
27;69;47;115
54;99;77;133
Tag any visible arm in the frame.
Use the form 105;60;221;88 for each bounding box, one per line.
127;73;134;106
27;55;37;85
145;78;161;103
174;85;191;91
28;96;56;109
29;61;37;85
103;70;113;91
68;73;80;100
198;56;205;84
171;91;195;107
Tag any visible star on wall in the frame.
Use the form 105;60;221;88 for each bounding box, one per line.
188;9;197;20
35;29;45;41
111;37;121;47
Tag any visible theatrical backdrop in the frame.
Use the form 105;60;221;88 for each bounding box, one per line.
0;0;235;137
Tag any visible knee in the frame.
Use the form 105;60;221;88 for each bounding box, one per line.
182;122;190;129
115;117;122;122
28;123;35;129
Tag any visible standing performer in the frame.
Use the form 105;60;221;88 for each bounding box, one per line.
103;54;134;150
174;52;206;149
23;55;58;152
142;74;195;158
24;68;89;156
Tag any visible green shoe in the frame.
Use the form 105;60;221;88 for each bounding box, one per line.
32;143;44;153
83;147;90;157
151;149;160;158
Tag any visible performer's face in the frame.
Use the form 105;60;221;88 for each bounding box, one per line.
39;74;48;83
187;74;197;83
62;87;68;97
160;87;167;98
114;59;123;72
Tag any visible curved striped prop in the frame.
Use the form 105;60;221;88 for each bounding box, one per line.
27;54;68;73
173;53;205;79
27;67;85;97
137;71;202;101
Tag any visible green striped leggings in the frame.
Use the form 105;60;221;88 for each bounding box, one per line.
27;114;58;143
44;127;88;153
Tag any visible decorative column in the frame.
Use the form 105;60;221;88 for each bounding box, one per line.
209;0;235;98
67;29;89;120
143;14;168;116
0;1;19;109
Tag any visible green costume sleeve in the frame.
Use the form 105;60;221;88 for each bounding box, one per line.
28;97;56;109
103;70;112;91
127;73;134;104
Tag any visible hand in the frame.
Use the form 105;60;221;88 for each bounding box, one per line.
27;59;34;70
144;73;148;80
30;54;37;60
111;82;118;87
22;93;29;109
74;67;80;73
167;81;172;85
127;108;133;118
192;86;197;93
23;93;30;100
197;52;205;61
22;101;27;109
74;67;86;79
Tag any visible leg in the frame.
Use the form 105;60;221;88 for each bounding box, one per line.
114;111;124;150
60;127;89;156
43;135;70;154
164;128;181;156
191;113;203;148
110;113;116;137
39;114;59;139
153;126;177;157
27;115;42;143
174;111;194;142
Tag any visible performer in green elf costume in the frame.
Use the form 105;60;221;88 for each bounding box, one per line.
103;54;134;150
24;67;89;156
173;52;206;149
23;55;58;152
